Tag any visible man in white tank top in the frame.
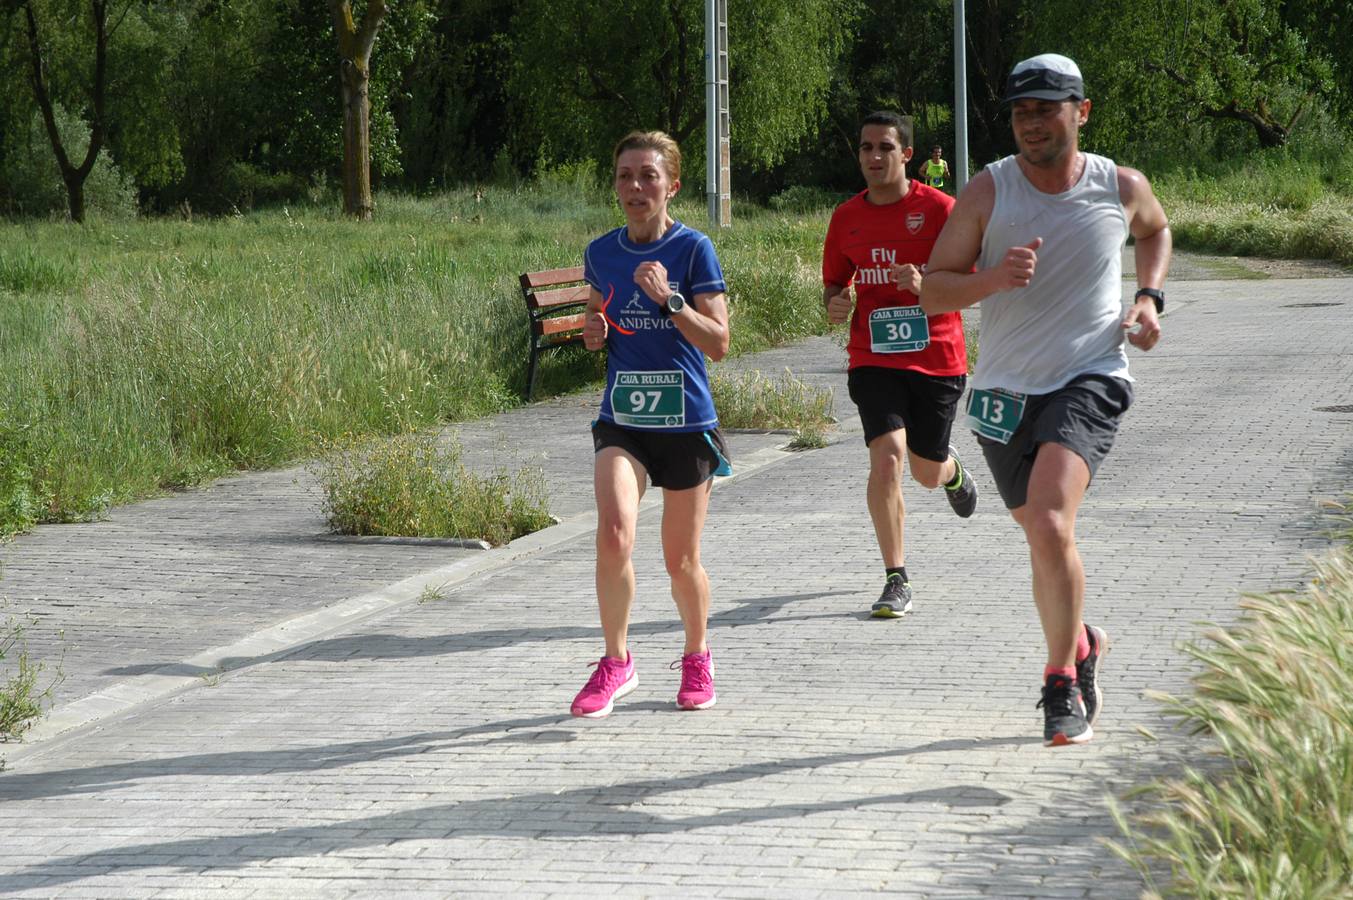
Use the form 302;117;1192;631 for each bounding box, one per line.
919;54;1172;747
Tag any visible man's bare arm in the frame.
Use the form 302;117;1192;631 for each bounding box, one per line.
1118;166;1171;351
920;172;1012;314
1120;166;1171;292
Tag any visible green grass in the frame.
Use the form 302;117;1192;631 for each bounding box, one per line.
0;188;832;536
1110;509;1353;896
710;368;835;433
1155;149;1353;267
313;431;554;546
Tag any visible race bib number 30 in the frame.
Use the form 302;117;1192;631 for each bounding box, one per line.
868;306;930;353
964;387;1027;444
611;371;686;427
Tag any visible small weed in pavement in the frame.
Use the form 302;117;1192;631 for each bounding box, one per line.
419;582;449;604
0;608;63;745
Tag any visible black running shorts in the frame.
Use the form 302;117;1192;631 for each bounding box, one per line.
976;373;1134;510
592;420;731;491
846;366;966;462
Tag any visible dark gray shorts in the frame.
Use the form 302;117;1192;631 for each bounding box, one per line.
975;374;1134;510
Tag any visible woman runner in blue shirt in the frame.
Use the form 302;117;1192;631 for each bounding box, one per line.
570;131;732;718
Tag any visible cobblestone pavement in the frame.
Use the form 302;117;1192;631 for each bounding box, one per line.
0;271;1350;896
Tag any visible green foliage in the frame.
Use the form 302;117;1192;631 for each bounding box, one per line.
395;0;513;187
0;190;833;535
315;431;553;545
259;0;434;187
0;106;137;218
768;185;846;214
0;416;49;539
1157;148;1353;266
508;0;855;181
1028;0;1338;163
1110;545;1353;896
3;0;1350;208
710;367;835;434
0;608;62;745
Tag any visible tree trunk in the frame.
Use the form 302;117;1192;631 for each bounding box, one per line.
23;0;108;224
340;59;373;220
64;174;86;222
330;0;388;220
1205;101;1289;148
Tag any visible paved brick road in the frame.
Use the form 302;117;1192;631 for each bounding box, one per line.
0;272;1350;896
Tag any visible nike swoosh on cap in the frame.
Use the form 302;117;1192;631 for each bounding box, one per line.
1013;74;1040;87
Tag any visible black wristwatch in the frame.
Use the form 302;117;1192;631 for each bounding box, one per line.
664;292;686;315
1134;287;1165;313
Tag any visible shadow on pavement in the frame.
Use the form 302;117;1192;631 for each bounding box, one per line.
0;734;1030;890
100;590;853;678
931;731;1207;899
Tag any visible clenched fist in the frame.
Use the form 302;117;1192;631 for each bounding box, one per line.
889;263;923;296
583;309;608;350
994;237;1042;291
826;286;855;325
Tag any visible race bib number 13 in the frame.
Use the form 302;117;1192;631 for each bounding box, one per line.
868;306;930;353
964;387;1027;444
611;371;686;427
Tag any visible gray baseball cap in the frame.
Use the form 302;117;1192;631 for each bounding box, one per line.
1005;54;1084;103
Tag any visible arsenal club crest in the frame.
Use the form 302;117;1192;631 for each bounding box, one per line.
906;212;925;234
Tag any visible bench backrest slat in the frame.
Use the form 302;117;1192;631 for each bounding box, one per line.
528;284;590;312
534;312;587;338
519;266;585;290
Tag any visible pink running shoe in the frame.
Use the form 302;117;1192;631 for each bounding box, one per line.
571;652;637;718
674;649;716;710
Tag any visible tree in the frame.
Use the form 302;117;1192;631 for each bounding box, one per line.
16;0;109;222
1024;0;1336;158
330;0;388;218
508;0;855;183
394;0;514;187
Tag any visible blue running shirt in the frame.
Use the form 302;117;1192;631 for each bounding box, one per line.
583;222;727;432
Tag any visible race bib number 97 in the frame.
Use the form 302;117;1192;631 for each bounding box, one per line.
964;387;1027;444
611;371;686;427
868;306;930;353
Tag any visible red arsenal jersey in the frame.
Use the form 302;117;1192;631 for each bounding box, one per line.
822;181;966;376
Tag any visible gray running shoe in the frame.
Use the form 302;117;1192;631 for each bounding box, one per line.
1076;624;1109;725
944;445;978;518
870;575;913;618
1038;674;1093;746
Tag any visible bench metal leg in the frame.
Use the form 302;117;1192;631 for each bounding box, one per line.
525;344;540;401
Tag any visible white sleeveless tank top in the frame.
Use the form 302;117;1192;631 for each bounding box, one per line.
973;152;1130;394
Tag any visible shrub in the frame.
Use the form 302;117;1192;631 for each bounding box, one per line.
0;608;62;747
315;431;554;546
711;367;835;443
220;162;310;213
0;415;49;538
1110;546;1353;896
768;184;844;213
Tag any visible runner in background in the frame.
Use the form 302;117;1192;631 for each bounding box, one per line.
822;111;978;620
923;146;952;192
571;130;732;718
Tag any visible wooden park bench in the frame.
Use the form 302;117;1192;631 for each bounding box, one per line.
519;266;591;401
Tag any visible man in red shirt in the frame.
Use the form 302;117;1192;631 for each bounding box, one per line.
822;111;978;618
